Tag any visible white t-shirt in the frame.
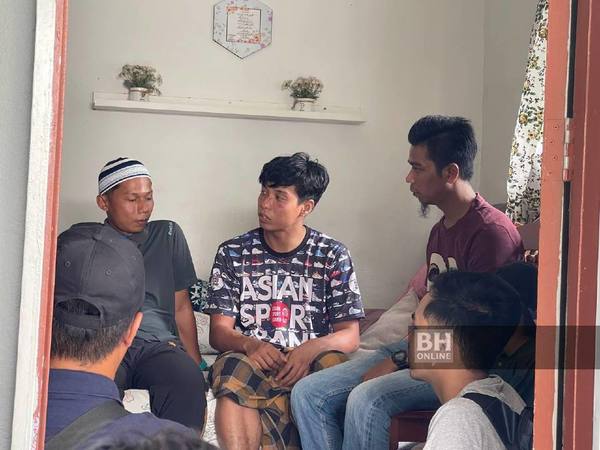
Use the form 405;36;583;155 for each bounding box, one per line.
423;375;526;450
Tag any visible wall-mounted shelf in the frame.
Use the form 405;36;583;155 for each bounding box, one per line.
92;92;366;125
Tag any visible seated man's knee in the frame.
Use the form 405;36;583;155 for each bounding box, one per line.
347;379;380;413
291;375;324;422
167;351;207;392
166;358;206;398
291;376;312;405
291;371;337;412
293;371;328;398
209;352;249;389
311;350;348;372
184;366;207;392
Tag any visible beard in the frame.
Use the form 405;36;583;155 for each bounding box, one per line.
419;202;430;217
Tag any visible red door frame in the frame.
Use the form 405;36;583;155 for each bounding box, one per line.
561;0;600;448
533;0;570;446
35;0;68;447
536;0;600;448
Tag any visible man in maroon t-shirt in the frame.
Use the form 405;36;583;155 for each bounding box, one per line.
425;193;523;287
292;115;524;450
405;116;523;289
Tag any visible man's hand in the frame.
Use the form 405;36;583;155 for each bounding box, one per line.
174;289;203;365
275;340;322;387
243;339;287;373
209;315;287;374
361;358;398;382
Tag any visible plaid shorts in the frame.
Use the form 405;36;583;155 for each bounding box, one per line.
209;349;348;450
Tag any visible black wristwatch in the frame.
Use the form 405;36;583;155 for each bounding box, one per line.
391;350;409;370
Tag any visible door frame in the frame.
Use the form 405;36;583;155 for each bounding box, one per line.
561;0;600;448
533;0;571;445
14;0;600;448
10;0;68;448
535;0;600;448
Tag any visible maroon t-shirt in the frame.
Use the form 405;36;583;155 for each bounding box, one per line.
426;194;523;286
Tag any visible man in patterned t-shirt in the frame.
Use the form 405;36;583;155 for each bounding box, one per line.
205;152;364;450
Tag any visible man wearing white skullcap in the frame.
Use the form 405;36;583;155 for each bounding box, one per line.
94;157;207;431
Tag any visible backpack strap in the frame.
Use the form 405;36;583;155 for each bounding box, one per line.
463;392;520;448
46;400;129;450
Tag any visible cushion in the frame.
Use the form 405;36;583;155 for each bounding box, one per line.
189;279;210;312
360;309;387;334
195;312;219;355
358;288;419;351
409;264;428;299
122;389;150;413
189;279;219;355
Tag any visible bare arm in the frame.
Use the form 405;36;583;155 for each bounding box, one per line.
210;314;286;371
209;314;253;353
307;319;361;354
174;289;202;365
276;320;360;386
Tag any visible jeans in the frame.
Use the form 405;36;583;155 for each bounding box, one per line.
291;341;439;450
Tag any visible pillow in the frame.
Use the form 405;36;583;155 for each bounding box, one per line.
122;389;150;413
358;288;419;351
189;279;210;312
189;279;220;355
360;309;387;334
194;311;219;355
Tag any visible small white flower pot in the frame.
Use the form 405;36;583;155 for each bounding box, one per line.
128;87;149;101
292;98;316;112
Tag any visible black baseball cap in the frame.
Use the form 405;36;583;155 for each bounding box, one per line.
54;223;145;329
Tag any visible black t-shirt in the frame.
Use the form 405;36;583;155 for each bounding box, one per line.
125;221;197;341
205;227;364;348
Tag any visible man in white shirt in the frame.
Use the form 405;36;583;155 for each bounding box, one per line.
409;271;527;449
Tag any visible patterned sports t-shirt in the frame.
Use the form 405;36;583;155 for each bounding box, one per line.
204;227;364;348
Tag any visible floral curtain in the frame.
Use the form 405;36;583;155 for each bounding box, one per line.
506;0;549;225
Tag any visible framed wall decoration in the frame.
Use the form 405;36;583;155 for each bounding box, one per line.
213;0;273;59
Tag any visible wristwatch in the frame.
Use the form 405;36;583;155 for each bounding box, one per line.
391;350;409;370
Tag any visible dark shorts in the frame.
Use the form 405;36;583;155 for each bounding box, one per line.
116;338;207;430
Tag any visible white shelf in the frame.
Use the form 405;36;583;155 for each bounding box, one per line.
92;92;366;125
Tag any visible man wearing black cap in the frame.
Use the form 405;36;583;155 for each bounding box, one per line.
46;223;197;449
94;157;206;430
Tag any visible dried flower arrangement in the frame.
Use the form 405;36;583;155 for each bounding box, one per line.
281;76;323;100
118;64;163;96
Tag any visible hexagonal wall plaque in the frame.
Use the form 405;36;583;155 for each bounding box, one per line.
213;0;273;59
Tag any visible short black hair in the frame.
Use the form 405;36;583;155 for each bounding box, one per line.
51;299;134;364
496;262;538;334
495;262;538;313
258;152;329;205
426;271;521;372
408;115;477;180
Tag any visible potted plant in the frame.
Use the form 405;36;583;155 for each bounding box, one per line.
281;76;323;111
118;64;163;101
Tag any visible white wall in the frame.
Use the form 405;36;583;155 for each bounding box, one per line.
60;0;488;308
480;0;538;204
0;0;36;447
